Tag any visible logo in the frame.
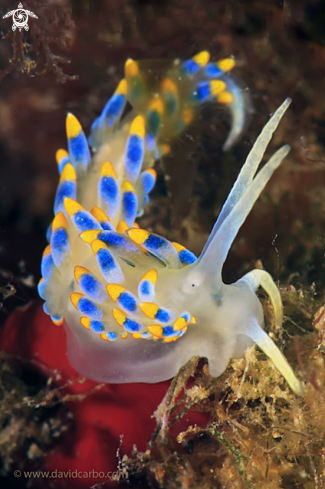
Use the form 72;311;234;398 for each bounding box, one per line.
2;2;38;32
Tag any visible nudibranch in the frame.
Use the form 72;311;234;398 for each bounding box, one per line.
38;51;302;395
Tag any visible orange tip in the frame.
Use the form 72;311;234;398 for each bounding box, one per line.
66;113;82;139
121;180;136;193
112;308;126;326
172;241;186;253
141;269;158;285
91;239;107;255
192;50;210;67
210;80;226;97
149;97;164;115
80;230;101;244
91;206;111;223
163;336;179;343
70;292;84;309
74;265;89;282
100;161;117;179
56;149;69;164
217;57;235;72
161;144;171;156
173;317;188;331
161;78;177;94
116;220;130;235
132;333;143;339
42;244;52;257
217;91;234;105
63;197;84;217
129;115;145;138
148;324;163;338
125;59;139;78
115;78;128;96
146;168;157;179
139;302;159;319
60;163;76;183
100;333;110;341
80;317;91;330
107;284;125;302
127;228;149;245
182;109;193;126
52;211;68;231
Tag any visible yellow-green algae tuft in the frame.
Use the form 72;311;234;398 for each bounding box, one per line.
117;281;325;489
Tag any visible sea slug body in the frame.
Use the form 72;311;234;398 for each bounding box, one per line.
38;51;302;395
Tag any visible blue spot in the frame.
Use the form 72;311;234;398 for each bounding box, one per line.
90;320;105;333
165;93;177;116
204;63;223;78
90;117;100;134
179;249;197;265
101;221;114;231
147;110;161;138
146;133;155;152
127;135;143;164
98;231;125;248
51;314;63;323
162;326;175;337
38;280;47;299
58;155;71;174
100;176;118;202
119;292;137;312
125;134;144;179
181;312;191;322
74;211;99;232
140;280;150;295
97;248;115;273
107;331;118;340
155;309;169;323
52;228;69;254
141;172;156;194
176;329;186;337
124;318;141;332
195;82;211;103
142;332;151;339
69;133;90;169
182;59;200;75
54;181;76;214
103;94;126;127
80;274;99;295
41;254;54;280
122;191;137;225
78;297;102;319
43;302;51;315
145;234;165;250
46;224;52;243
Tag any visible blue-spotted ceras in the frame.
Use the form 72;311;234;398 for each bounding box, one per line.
38;51;302;394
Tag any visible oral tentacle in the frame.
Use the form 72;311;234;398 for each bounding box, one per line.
245;320;303;396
